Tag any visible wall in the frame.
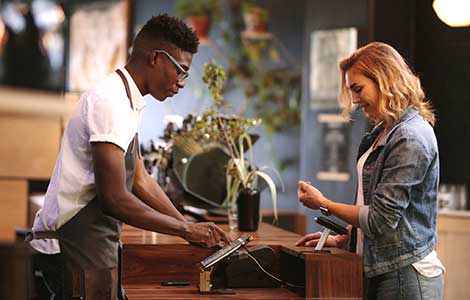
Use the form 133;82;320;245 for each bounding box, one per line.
371;0;470;189
414;0;470;188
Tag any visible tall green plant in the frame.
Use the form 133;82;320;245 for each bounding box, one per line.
202;62;283;222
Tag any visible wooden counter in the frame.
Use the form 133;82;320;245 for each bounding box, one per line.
120;223;302;285
124;285;301;299
121;223;362;299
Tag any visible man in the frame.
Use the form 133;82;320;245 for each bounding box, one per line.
29;14;229;300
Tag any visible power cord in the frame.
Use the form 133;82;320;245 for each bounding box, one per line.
34;270;56;300
241;245;304;289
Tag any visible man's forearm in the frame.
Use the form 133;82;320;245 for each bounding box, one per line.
103;190;189;238
132;174;187;222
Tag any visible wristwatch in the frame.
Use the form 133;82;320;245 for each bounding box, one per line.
320;200;330;216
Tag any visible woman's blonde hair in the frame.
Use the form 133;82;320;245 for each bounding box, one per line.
338;42;435;127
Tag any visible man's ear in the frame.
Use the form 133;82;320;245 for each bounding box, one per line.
149;50;158;65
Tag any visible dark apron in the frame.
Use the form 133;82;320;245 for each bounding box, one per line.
31;69;137;300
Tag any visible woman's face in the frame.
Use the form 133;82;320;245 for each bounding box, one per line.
345;69;380;120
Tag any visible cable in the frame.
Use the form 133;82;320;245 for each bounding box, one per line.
34;270;56;300
241;245;304;289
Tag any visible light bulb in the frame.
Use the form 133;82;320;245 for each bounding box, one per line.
433;0;470;27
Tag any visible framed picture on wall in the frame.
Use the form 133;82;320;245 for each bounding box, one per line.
67;0;130;92
309;27;357;110
316;113;351;182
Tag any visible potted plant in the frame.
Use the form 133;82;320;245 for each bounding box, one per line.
202;62;282;231
241;1;269;34
175;0;222;43
222;2;301;134
239;1;272;41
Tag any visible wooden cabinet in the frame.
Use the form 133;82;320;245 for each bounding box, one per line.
281;246;362;299
436;212;470;300
0;180;28;242
0;116;61;179
0;87;71;241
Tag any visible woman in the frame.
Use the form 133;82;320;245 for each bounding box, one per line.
297;42;444;299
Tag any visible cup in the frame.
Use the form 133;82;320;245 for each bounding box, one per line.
228;207;238;231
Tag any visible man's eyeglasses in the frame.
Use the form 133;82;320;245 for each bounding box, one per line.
155;50;189;82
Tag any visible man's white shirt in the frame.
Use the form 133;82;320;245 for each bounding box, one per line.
31;67;146;254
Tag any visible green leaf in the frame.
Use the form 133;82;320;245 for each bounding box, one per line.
253;170;278;224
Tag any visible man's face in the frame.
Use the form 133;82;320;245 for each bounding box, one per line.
148;47;193;101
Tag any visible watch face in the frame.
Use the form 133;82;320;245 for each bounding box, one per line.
320;206;330;216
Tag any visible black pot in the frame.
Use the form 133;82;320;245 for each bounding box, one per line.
237;188;260;231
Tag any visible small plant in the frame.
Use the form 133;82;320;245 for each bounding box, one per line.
202;62;282;222
175;0;222;21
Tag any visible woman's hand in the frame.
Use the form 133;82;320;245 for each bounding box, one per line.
297;180;328;210
295;231;350;248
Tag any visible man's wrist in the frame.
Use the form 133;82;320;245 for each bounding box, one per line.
320;198;331;216
180;221;190;240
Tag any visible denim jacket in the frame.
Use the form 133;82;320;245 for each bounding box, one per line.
357;108;439;278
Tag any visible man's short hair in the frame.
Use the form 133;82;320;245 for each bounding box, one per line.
136;13;199;53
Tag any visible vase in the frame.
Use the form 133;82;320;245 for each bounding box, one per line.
227;206;238;231
237;188;260;231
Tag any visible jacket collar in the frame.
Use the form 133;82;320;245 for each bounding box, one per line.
358;108;419;159
375;108;419;147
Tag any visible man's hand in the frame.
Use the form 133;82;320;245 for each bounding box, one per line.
297;180;328;210
184;222;230;248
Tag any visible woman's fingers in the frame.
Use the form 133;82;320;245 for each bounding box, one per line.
296;232;342;247
305;239;320;247
295;232;322;246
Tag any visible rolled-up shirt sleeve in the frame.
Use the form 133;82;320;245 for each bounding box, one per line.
360;134;433;238
359;205;371;235
84;92;135;152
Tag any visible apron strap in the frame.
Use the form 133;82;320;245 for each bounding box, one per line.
115;69;134;110
116;68;139;157
25;230;59;242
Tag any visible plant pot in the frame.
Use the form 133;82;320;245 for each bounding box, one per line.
237;187;260;231
243;6;269;33
187;15;211;44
